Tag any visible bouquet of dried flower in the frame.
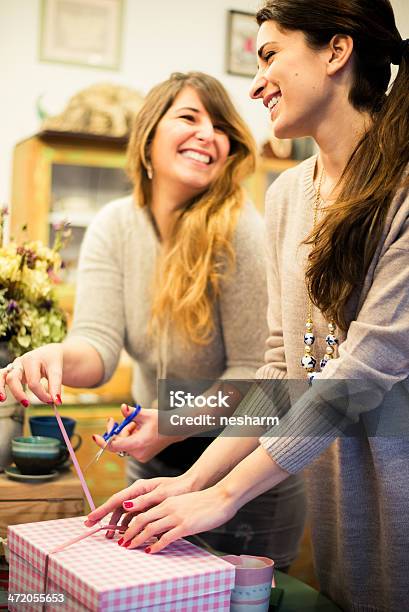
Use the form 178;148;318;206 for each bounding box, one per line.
0;208;71;357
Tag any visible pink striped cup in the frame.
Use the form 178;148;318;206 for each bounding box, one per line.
222;554;274;612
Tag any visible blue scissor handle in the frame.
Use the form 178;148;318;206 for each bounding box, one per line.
102;405;141;441
102;422;118;442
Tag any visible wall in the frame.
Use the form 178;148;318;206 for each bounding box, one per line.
1;0;408;205
0;0;265;205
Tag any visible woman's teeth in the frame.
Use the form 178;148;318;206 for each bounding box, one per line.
180;150;211;164
268;95;281;111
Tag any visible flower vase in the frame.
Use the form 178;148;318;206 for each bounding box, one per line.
0;342;24;472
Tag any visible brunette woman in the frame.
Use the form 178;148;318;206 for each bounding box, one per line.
88;3;409;610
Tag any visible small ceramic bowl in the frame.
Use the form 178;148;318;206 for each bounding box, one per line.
11;436;64;475
29;416;76;441
29;416;82;453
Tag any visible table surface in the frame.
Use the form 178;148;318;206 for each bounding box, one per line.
273;571;342;611
0;469;83;499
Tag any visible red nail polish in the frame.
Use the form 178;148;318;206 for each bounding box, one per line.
123;501;133;509
126;405;130;414
124;541;131;548
145;547;151;554
55;394;62;405
92;435;97;442
0;393;5;401
21;399;29;408
118;538;124;546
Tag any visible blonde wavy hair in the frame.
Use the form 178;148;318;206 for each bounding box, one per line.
127;72;256;344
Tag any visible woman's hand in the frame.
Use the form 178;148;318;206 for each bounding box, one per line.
0;343;64;407
85;472;198;537
97;446;288;553
113;485;237;553
92;404;183;463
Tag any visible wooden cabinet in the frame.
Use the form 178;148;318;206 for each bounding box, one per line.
11;132;132;403
11;131;130;289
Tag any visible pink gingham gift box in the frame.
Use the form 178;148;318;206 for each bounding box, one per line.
8;516;235;611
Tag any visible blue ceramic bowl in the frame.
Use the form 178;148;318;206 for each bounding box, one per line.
29;416;82;455
12;436;64;475
29;416;76;441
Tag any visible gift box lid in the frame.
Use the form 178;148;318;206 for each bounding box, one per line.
8;516;235;610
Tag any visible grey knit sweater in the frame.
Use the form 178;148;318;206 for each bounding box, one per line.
69;196;269;401
243;156;409;611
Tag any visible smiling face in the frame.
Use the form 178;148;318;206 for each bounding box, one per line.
149;86;231;203
250;21;331;139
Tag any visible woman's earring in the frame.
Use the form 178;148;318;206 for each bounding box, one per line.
146;163;153;180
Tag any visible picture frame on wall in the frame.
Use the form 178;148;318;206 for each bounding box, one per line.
39;0;123;70
225;10;258;78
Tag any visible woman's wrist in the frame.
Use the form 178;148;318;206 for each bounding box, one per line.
184;465;209;492
213;446;290;512
214;474;247;513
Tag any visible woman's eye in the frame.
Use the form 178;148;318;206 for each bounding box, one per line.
264;51;276;62
180;114;195;122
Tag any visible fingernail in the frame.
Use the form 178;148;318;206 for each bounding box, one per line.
126;405;130;414
124;541;131;548
55;394;62;405
123;501;133;509
145;547;151;554
92;435;97;442
21;399;29;407
118;538;124;546
0;393;5;401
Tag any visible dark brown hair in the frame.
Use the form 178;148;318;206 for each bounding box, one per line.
257;0;409;330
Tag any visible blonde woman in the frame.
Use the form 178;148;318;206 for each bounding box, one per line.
2;72;306;566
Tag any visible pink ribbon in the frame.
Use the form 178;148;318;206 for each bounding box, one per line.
49;524;124;554
53;404;95;512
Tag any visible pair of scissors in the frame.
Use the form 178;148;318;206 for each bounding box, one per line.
84;405;141;472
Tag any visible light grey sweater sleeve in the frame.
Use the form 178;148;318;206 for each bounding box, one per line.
68;201;126;384
218;203;269;379
261;200;409;473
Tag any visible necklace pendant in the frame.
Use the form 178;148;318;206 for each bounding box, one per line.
301;354;317;370
320;357;329;369
307;372;316;385
304;332;315;345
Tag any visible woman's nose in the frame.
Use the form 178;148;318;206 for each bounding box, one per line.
249;75;268;99
195;121;214;141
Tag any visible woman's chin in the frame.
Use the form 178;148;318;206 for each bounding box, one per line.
271;121;292;141
181;177;213;194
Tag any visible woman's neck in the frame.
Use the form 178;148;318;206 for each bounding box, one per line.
149;181;192;243
314;101;372;199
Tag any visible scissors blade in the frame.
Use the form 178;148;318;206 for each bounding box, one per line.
83;438;112;473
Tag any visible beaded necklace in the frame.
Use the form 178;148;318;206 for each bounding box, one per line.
301;165;339;384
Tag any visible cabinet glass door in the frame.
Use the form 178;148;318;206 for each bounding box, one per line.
49;163;131;283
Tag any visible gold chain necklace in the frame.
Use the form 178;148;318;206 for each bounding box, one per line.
301;165;338;384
